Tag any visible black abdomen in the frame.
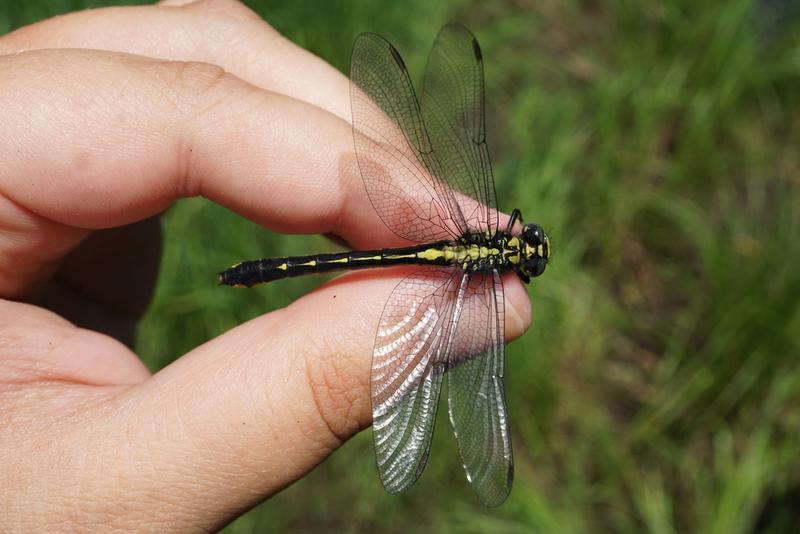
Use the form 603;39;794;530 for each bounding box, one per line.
218;242;455;287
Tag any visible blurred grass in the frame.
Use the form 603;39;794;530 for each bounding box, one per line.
3;0;799;531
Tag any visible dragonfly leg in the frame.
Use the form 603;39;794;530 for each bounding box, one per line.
506;208;523;234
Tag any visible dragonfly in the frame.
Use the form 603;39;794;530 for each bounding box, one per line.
219;24;550;506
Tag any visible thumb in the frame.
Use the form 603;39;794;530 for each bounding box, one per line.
80;270;530;529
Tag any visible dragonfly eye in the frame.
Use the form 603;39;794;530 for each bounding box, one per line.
522;223;544;247
525;258;547;278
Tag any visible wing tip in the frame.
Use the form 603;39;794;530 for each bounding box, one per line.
389;45;407;70
471;36;483;61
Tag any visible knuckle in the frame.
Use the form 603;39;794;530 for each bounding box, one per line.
168;60;230;103
149;59;238;197
143;58;234;123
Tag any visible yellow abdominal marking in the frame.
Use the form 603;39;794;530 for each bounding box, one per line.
276;263;288;270
327;257;350;263
384;253;416;260
416;248;448;261
429;245;502;264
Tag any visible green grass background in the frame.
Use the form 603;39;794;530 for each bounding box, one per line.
3;0;799;531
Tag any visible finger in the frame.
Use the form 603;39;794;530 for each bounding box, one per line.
0;299;151;387
158;0;196;6
53;269;529;529
0;0;351;122
0;48;386;297
0;4;526;257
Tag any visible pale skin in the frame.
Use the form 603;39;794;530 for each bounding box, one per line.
0;0;532;530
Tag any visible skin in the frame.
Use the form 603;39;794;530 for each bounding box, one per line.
0;0;532;530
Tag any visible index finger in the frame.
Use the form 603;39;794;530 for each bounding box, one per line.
0;48;396;295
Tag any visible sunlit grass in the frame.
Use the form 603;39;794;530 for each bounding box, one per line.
3;0;798;531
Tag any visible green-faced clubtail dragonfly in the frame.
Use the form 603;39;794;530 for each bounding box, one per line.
219;24;550;506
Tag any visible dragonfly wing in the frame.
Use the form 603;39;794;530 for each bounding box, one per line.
422;23;498;235
351;32;469;243
355;26;513;503
372;268;463;492
373;363;445;493
447;270;512;507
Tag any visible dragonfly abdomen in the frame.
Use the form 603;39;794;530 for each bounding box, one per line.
219;241;463;287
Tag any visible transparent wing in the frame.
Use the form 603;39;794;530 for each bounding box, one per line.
372;363;445;493
371;269;465;493
351;32;469;243
447;270;512;506
422;23;498;234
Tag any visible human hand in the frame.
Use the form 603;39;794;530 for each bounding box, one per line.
0;0;531;529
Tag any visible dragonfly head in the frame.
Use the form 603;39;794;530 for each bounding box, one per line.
520;223;550;279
